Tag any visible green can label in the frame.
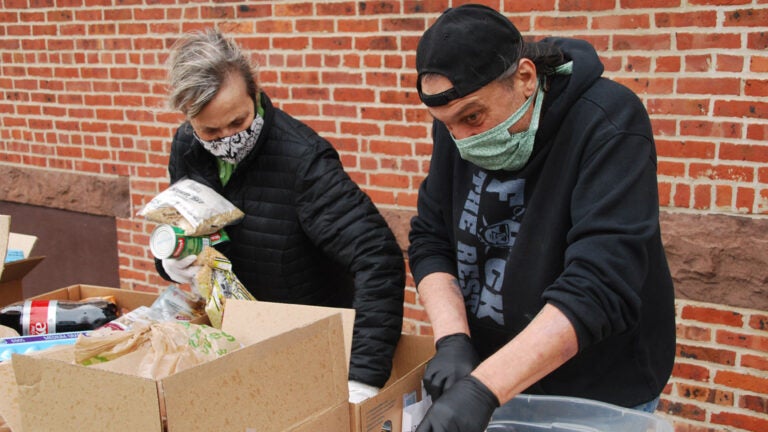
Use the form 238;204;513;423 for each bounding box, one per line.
150;225;228;259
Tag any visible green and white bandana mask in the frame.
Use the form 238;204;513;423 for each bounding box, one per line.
452;61;573;171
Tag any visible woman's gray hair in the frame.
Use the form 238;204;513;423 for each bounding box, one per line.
166;28;258;118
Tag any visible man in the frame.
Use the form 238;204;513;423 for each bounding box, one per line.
157;29;405;402
408;5;676;431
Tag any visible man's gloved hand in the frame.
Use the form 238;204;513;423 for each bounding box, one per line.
162;255;201;284
348;380;380;403
423;333;480;400
416;375;499;432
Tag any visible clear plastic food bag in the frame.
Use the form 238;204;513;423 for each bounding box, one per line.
138;178;244;236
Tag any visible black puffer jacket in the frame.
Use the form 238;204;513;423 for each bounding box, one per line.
156;92;405;388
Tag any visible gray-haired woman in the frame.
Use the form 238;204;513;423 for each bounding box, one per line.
157;29;405;402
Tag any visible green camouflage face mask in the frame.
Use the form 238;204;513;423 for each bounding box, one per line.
452;61;573;171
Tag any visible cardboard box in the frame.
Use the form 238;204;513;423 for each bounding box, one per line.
27;283;160;311
349;334;435;432
0;216;44;308
0;284;161;432
11;299;355;432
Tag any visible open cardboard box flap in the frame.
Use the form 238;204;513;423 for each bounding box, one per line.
12;299;355;432
0;215;45;306
349;334;435;432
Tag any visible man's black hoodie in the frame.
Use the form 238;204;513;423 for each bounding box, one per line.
408;38;676;407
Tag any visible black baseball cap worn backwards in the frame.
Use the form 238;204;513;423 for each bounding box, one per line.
416;4;523;107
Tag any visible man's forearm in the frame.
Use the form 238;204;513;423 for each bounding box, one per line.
417;272;470;341
471;303;579;405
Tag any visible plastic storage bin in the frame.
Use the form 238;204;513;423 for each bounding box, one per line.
486;394;673;432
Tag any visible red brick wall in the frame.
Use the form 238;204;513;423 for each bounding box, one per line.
1;1;766;430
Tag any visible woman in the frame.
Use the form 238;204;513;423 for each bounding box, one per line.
157;29;405;402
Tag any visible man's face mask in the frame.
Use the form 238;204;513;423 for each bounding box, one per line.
451;80;543;172
451;61;573;172
193;115;264;165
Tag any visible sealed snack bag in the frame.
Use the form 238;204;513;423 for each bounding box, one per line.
138;178;244;236
193;247;256;328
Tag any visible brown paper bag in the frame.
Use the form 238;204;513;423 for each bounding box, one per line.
75;321;241;380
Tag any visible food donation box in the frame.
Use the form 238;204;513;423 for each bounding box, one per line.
10;299;355;432
349;334;435;432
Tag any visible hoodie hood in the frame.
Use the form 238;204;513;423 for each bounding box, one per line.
537;38;604;143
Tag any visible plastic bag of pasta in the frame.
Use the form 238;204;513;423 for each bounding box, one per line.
193;247;256;328
138;178;244;236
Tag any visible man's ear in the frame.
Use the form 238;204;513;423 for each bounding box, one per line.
516;58;538;97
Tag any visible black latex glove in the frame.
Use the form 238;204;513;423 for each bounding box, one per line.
416;375;500;432
423;333;481;400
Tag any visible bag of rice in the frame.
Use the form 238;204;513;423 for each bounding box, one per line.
138;178;244;236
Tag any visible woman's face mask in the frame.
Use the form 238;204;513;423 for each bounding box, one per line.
193;115;264;165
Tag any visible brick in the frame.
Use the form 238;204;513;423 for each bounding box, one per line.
625;56;651;73
615;76;675;94
678;77;740;95
716;329;768;352
535;15;588;31
724;8;768;27
296;19;334;33
404;0;449;13
365;71;398;87
504;0;555;12
742;353;768;372
679;120;741;139
658;400;706;421
340;121;380;136
613;34;671;51
716;54;745;73
361;106;402;122
656;11;717;27
656;139;716;159
651;118;676;137
739;394;768;414
355;36;399;51
678;32;742;50
752;55;768;73
715;100;768;119
683;54;710;72
658;161;685;177
719;143;768;163
382;17;424;32
677;383;734;405
693;184;711;209
689;163;754;182
337;18;379;33
369;139;411;157
645;97;708;116
749;314;767;331
672;361;710;382
736;186;754;212
745;79;768;97
710;410;768;432
677;343;736;366
673;183;690;208
280;70;319;85
715;185;733;209
273;36;309;50
384;124;428;140
358;0;400;15
321;103;356;118
321;71;363;85
334;87;375;103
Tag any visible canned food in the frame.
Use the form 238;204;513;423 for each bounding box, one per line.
149;224;204;259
